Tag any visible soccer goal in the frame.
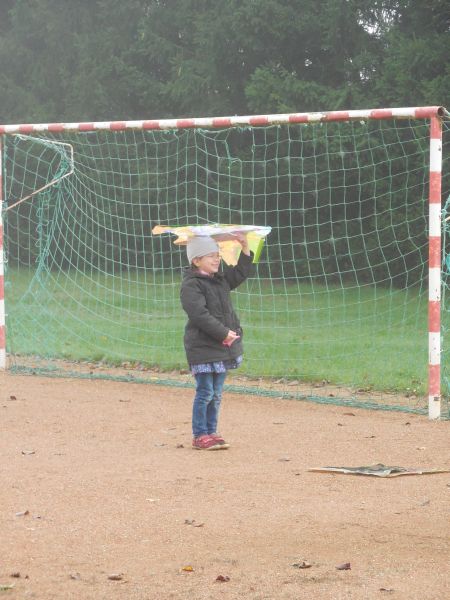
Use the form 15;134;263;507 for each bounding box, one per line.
0;106;448;419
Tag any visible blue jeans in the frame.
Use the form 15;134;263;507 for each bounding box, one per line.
192;371;227;437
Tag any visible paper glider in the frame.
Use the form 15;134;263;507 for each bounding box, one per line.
152;224;271;265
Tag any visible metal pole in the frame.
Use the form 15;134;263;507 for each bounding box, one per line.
0;137;6;368
428;115;443;419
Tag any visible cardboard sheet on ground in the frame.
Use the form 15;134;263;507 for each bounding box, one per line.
308;463;450;477
152;224;272;265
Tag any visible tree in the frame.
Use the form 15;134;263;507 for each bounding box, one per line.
0;0;447;123
372;1;450;107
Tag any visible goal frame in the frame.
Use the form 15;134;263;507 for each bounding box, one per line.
0;105;446;418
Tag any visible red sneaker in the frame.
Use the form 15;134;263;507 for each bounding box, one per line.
192;434;227;450
209;433;230;449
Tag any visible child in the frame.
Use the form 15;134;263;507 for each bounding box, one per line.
180;234;253;450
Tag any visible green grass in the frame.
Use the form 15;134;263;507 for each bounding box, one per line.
5;267;428;395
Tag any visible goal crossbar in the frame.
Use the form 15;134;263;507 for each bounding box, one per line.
0;106;446;135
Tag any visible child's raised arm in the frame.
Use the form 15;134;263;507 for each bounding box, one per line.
223;234;253;290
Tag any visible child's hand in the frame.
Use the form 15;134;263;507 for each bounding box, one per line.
222;330;240;346
233;233;250;255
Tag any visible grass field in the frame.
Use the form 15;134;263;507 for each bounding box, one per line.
5;267;428;395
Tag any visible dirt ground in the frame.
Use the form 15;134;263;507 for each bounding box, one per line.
1;371;449;600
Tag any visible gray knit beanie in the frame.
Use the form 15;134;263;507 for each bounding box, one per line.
186;236;220;263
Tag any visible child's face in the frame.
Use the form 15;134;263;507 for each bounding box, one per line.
193;252;221;274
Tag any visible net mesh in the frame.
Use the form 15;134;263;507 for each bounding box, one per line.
2;118;448;415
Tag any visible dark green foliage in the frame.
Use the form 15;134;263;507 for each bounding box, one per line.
0;1;447;123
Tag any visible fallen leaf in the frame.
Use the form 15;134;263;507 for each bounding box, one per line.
9;573;20;578
9;395;17;401
107;573;123;581
181;566;194;572
15;510;29;517
380;588;395;593
336;562;351;570
278;457;291;462
21;450;36;455
292;561;312;569
343;412;355;416
176;444;184;448
216;575;230;582
184;519;204;527
69;573;81;580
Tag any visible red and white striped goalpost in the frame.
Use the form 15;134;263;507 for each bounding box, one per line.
0;138;4;371
428;114;443;419
0;106;446;418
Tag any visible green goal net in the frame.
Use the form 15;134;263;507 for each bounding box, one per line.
2;113;449;415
